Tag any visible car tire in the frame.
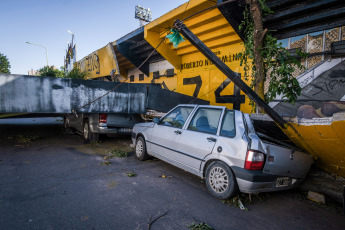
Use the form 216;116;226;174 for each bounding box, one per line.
63;117;75;135
83;120;99;143
205;161;238;199
135;136;148;161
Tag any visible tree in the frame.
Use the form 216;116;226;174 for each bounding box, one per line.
66;68;89;79
37;66;65;78
0;53;11;74
238;0;305;107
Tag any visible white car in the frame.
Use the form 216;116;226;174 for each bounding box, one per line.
132;105;313;199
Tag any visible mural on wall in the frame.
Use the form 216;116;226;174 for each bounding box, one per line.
129;45;252;113
273;59;345;118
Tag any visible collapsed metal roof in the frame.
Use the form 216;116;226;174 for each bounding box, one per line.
218;0;345;40
116;27;165;76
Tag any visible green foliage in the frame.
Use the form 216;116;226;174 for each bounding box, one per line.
38;66;65;77
66;68;89;80
126;171;137;177
109;148;128;158
37;66;88;80
238;0;306;104
0;53;11;73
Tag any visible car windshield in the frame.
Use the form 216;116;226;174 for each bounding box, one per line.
161;106;194;128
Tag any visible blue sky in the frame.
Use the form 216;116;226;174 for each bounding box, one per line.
1;0;187;74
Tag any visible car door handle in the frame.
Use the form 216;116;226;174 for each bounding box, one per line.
174;130;182;135
207;137;217;142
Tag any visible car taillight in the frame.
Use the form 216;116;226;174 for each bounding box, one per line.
244;150;265;170
99;114;107;123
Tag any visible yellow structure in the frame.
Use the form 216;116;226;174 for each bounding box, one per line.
141;0;251;113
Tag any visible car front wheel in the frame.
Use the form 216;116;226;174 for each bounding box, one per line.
135;136;148;161
205;161;238;199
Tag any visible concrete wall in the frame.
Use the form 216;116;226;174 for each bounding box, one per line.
0;74;147;114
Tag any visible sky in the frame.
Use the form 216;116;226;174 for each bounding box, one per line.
1;0;188;75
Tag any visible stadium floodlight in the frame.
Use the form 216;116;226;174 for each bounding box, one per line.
135;5;152;22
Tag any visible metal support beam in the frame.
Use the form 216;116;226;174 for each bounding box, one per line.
173;19;287;128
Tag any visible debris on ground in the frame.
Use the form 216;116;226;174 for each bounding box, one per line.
159;175;172;179
121;168;137;177
299;166;345;204
222;194;250;211
308;191;326;204
100;161;111;165
145;158;159;162
188;222;214;230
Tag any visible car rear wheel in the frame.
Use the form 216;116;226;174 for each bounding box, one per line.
83;120;99;143
205;161;238;199
135;136;148;161
63;117;75;135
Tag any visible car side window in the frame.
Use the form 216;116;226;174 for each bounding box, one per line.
161;106;194;128
220;110;236;138
187;108;222;134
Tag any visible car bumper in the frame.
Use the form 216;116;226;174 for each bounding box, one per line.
232;166;304;193
91;126;132;135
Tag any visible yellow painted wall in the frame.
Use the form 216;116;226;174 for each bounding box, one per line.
284;119;345;177
130;44;252;113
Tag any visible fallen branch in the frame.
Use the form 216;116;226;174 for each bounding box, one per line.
148;209;169;229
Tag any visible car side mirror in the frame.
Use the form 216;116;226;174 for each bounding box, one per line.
153;118;160;124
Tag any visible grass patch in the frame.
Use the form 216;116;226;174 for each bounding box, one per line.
8;135;39;145
109;148;128;158
97;148;128;159
189;222;213;230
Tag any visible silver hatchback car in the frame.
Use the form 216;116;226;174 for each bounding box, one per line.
131;105;313;199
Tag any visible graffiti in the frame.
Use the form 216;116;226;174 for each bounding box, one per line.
180;53;240;70
183;76;202;98
312;78;345;96
74;53;101;75
85;53;100;74
214;73;245;110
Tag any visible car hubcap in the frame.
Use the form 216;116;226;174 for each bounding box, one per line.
84;124;89;139
209;166;228;193
136;140;143;157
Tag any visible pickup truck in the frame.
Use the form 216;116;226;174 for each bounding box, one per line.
64;113;143;142
131;104;314;199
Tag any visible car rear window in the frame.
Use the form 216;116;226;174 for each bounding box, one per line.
220;110;236;138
